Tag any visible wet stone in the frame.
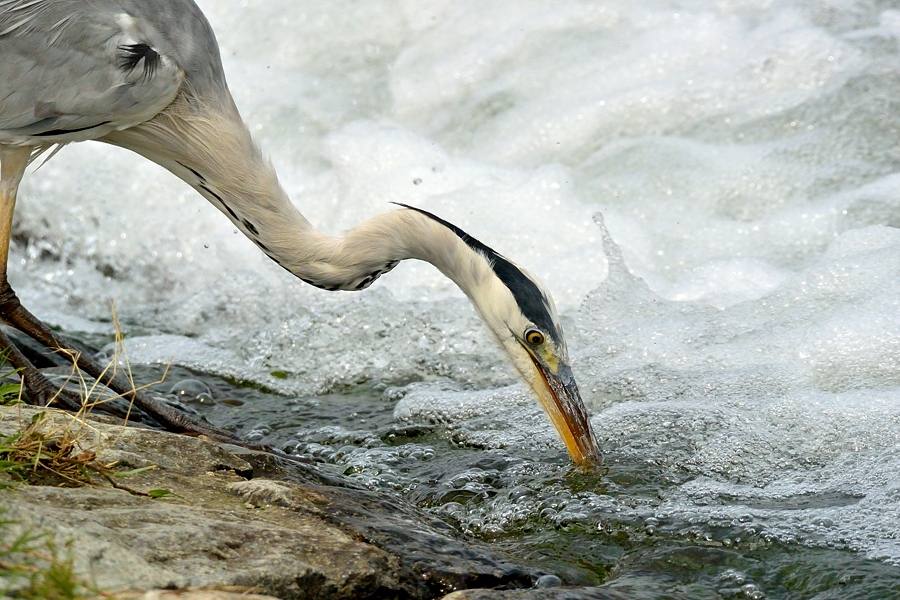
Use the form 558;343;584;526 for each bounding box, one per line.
0;405;538;600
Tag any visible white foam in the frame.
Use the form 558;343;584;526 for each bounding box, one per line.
5;0;899;564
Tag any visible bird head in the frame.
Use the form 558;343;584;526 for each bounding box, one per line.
397;206;602;467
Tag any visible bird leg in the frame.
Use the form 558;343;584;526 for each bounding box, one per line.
0;147;82;409
0;325;84;411
0;281;248;442
0;146;243;443
0;284;238;436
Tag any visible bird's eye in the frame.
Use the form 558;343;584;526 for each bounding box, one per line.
525;329;545;345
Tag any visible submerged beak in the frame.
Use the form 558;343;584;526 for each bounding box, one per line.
527;354;602;467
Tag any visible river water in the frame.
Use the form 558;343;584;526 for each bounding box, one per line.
11;0;900;597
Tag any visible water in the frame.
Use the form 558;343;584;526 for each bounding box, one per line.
9;0;900;596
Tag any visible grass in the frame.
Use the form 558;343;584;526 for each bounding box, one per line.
0;303;177;597
0;409;162;492
0;302;171;490
0;358;25;408
0;427;94;600
0;531;87;600
0;350;94;598
0;411;98;488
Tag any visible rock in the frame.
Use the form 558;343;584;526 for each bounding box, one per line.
0;406;536;599
99;590;279;600
442;587;633;599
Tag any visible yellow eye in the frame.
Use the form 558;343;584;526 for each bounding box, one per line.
525;329;545;345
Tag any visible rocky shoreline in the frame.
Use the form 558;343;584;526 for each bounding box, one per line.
0;405;631;600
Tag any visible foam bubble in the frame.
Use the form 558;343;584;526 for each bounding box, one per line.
5;0;899;566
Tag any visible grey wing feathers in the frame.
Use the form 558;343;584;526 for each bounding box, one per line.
0;0;184;145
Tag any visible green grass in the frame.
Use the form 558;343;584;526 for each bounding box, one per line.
0;516;89;599
0;354;25;406
0;371;92;599
0;411;97;488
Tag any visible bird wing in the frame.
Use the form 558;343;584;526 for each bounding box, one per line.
0;0;184;145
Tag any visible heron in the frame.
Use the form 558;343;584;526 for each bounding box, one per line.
0;0;601;466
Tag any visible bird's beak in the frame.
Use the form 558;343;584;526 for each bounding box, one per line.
526;352;602;467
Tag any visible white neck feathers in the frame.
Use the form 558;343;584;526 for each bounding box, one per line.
103;89;499;298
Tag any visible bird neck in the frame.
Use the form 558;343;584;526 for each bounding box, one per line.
104;90;498;297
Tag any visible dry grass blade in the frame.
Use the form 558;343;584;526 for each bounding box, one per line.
0;411;97;487
0;409;174;499
48;301;172;423
0;301;175;492
0;305;182;600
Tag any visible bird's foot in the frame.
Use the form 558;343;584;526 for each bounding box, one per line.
0;305;267;451
19;365;252;446
19;367;86;412
121;387;248;444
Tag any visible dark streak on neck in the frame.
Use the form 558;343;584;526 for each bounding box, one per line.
395;203;561;345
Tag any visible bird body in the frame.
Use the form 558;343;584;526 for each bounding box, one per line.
0;0;201;143
0;0;601;465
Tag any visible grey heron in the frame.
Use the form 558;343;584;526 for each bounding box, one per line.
0;0;601;465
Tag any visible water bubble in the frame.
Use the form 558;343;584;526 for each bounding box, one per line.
717;569;747;586
169;379;215;405
508;487;533;502
279;439;298;451
244;422;272;442
437;501;466;522
740;583;766;599
534;574;562;588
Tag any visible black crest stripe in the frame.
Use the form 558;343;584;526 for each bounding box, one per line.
394;203;560;344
